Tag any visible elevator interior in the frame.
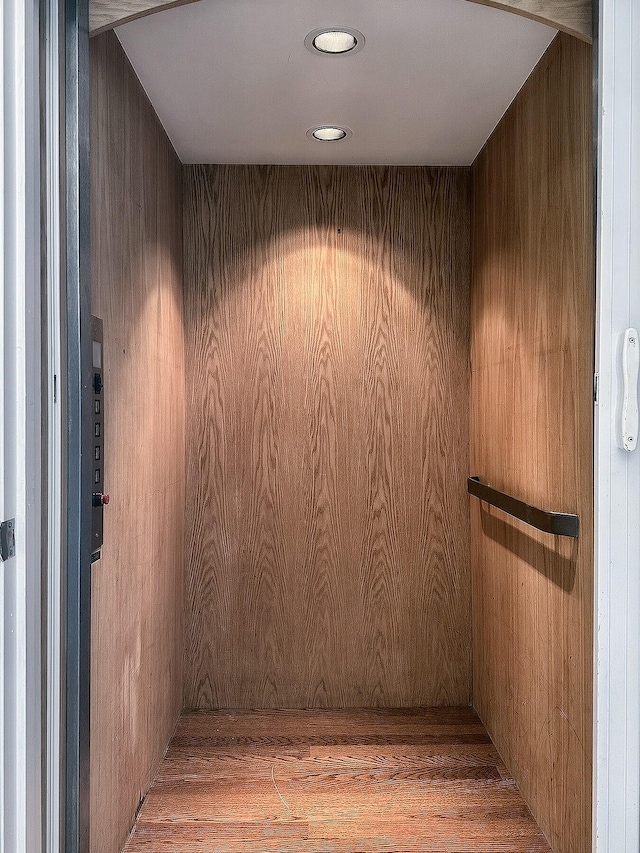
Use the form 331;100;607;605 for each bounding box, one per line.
88;2;594;851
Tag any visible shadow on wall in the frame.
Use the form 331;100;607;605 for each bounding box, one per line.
479;507;577;592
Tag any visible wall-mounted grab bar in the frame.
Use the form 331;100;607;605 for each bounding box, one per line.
467;477;579;538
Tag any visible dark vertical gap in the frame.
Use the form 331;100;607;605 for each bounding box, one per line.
63;0;92;850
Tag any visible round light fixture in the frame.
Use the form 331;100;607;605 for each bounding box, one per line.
307;126;352;142
314;31;356;53
304;27;365;56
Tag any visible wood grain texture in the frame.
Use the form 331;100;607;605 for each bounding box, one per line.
470;33;593;853
90;31;185;853
123;709;552;852
183;165;471;710
89;0;592;42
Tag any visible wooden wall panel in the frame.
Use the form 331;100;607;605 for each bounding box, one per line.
470;34;593;853
90;31;185;853
183;165;471;710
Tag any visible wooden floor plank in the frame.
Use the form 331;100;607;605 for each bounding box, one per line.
157;743;504;778
123;709;552;853
156;759;504;785
174;707;482;735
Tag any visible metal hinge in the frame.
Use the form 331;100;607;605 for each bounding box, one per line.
0;518;16;562
594;372;599;404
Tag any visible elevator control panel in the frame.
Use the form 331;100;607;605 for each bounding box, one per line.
91;315;108;561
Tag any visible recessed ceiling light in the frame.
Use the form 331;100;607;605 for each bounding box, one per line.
304;27;365;56
307;126;352;142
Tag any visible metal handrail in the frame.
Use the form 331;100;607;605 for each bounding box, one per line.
467;476;579;538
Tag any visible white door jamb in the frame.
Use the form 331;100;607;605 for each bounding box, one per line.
593;0;640;849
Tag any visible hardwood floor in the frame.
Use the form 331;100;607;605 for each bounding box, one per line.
123;709;551;852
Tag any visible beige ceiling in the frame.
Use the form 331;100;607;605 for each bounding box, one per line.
116;0;557;165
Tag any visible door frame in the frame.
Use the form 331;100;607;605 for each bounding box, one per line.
1;0;44;849
25;0;640;850
592;0;640;849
